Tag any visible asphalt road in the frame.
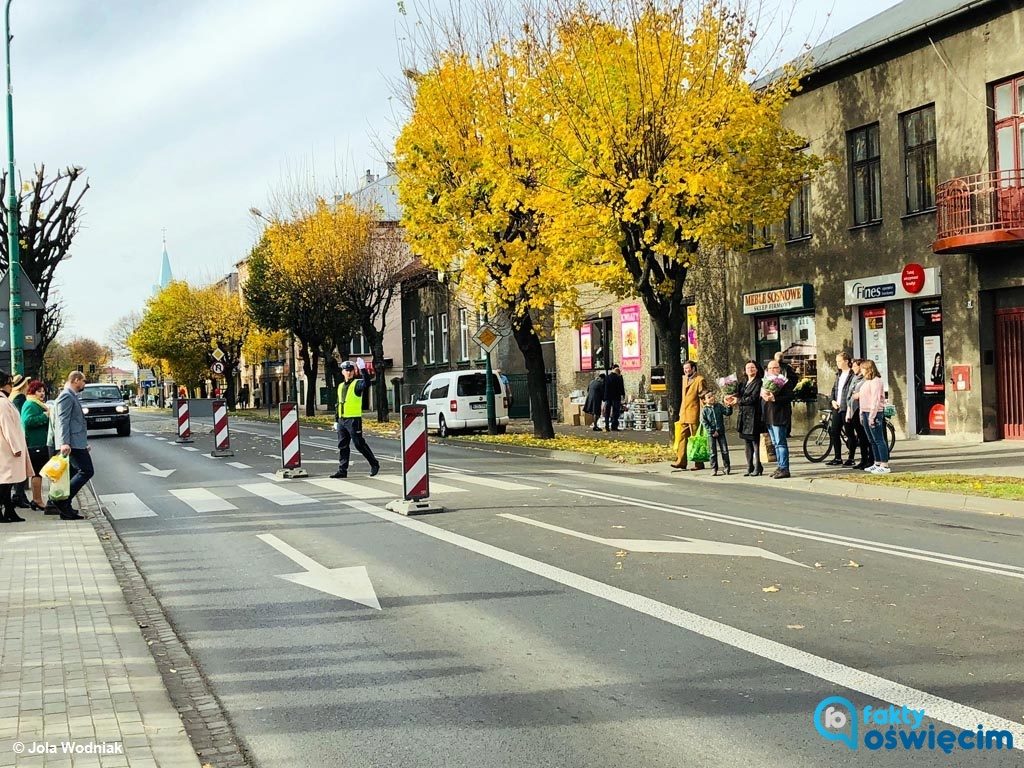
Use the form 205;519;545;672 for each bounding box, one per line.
88;410;1024;767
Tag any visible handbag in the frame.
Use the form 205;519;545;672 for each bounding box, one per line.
686;424;711;463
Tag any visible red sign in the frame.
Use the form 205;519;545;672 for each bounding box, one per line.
928;403;946;431
901;263;926;294
952;364;971;392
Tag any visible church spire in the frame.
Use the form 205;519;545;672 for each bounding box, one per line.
153;230;174;295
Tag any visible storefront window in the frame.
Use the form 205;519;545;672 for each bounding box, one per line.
580;317;612;372
755;312;817;400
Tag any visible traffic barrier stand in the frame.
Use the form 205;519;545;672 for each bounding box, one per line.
275;402;308;479
175;398;194;443
386;404;444;515
210;398;234;457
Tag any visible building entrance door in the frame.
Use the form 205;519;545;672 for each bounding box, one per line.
995;308;1024;439
912;299;945;435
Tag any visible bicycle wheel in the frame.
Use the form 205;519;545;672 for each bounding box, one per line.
886;422;896;454
802;424;832;463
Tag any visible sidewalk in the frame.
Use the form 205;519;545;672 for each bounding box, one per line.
0;492;202;768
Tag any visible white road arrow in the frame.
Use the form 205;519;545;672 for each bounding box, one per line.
499;514;807;567
139;463;176;478
257;534;381;610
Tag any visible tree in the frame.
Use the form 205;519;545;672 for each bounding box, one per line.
395;28;574;438
41;336;110;387
526;0;820;422
129;282;210;394
107;311;142;362
0;165;89;371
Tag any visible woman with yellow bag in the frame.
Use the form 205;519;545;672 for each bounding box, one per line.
0;370;34;523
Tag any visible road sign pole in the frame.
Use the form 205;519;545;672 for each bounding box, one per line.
4;0;22;376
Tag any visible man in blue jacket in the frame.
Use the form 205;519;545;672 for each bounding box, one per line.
331;360;380;479
53;371;91;520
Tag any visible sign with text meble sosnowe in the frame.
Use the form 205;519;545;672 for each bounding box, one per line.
844;267;941;306
742;284;814;315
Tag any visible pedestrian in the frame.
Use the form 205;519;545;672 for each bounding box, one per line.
859;359;892;474
761;357;795;479
330;360;380;479
700;391;732;476
846;359;874;469
671;360;708;470
496;369;513;409
602;364;625;432
20;380;51;512
52;371;92;520
583;373;606;432
826;352;857;465
726;360;764;476
0;371;32;523
8;373;32;509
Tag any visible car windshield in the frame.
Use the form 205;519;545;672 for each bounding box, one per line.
456;374;500;397
80;387;123;402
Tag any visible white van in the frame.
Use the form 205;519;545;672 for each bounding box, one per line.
417;370;510;437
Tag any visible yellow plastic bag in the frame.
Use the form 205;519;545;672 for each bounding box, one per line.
671;422;682;453
42;454;68;482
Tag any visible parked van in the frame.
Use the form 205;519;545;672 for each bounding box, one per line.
416;370;510;437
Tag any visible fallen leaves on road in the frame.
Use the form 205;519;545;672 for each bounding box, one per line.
843;560;862;568
787;624;805;630
814;562;825;568
615;549;629;558
762;585;781;593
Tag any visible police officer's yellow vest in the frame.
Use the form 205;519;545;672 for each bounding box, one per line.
337;379;363;418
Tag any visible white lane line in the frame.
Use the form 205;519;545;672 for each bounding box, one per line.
372;474;467;494
100;493;158;520
258;472;287;483
240;482;316;506
180;446;199;452
436;473;537;492
304;478;392;499
170;488;238;513
227;462;252;470
570;489;1024;581
541;469;669;487
153;437;167;441
346;498;1024;749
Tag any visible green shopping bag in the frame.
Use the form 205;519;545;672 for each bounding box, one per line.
686;424;711;463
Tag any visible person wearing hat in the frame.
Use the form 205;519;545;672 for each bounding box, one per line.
330;358;380;479
8;373;32;509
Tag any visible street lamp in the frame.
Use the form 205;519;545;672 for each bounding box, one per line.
249;206;298;403
4;0;22;375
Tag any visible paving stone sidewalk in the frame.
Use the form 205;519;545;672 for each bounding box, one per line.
0;504;201;768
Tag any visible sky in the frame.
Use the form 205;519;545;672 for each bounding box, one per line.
4;0;903;360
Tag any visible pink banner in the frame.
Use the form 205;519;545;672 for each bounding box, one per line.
619;305;642;370
580;325;593;371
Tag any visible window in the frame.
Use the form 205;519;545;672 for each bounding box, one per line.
785;177;811;240
458;308;469;361
901;105;936;213
429;379;449;399
748;221;773;250
409;319;417;365
849;123;882;225
427;316;436;364
349;329;371;356
456;372;501;396
476;311;487;360
753;312;818;401
994;75;1024;187
579;316;612;372
440;313;449;363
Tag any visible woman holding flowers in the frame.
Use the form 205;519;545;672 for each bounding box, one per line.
725;360;764;477
761;358;795;479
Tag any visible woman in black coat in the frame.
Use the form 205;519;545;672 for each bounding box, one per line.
582;373;605;432
725;360;764;476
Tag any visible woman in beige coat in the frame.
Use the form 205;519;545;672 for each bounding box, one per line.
0;370;32;523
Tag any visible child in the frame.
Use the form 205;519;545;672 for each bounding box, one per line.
700;391;733;476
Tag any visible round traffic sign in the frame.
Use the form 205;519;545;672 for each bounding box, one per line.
211;361;225;374
901;263;925;294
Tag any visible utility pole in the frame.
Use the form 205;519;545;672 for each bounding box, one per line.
4;0;21;374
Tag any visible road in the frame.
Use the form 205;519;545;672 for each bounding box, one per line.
88;410;1024;767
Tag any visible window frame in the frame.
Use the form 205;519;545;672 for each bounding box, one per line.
784;177;812;241
427;316;436;364
409;319;417;366
993;74;1024;185
848;122;883;226
349;329;371;356
458;308;469;361
440;312;449;363
900;104;937;214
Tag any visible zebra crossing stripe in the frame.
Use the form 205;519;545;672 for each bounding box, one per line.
171;488;238;513
372;475;467;494
304;478;392;499
240;482;315;506
101;493;158;519
435;473;537;492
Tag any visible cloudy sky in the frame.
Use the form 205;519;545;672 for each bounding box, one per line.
5;0;901;358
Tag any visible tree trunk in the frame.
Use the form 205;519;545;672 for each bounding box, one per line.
224;361;237;411
302;346;319;417
651;314;685;424
510;309;554;439
369;330;389;423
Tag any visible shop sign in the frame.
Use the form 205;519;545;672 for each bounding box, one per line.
619;304;642;371
650;366;666;392
845;267;941;305
742;284;814;315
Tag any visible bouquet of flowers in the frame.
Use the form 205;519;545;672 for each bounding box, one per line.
716;374;739;396
761;374;789;395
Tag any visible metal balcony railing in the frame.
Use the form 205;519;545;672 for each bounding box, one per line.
934;169;1024;253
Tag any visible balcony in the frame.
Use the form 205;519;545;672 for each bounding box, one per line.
933;170;1024;254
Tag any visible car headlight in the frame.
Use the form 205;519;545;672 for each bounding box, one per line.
115;405;127;413
82;407;90;415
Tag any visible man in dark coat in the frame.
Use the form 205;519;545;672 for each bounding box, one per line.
602;364;626;431
583;373;606;431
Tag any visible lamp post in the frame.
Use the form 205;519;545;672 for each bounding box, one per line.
4;0;22;375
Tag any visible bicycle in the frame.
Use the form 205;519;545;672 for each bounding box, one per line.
802;407;896;463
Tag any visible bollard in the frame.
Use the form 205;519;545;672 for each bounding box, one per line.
385;404;443;516
210;398;234;457
175;399;194;443
275;402;308;479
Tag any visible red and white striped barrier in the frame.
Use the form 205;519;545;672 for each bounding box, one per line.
275;402;307;479
175;399;194;443
211;398;233;457
386;405;443;515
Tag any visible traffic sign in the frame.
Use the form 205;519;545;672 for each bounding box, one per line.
211;347;225;362
472;323;501;354
140;379;157;388
211;361;225;375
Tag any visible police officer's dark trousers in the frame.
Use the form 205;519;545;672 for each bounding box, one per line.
336;417;379;475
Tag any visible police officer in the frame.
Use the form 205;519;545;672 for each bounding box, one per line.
331;360;380;479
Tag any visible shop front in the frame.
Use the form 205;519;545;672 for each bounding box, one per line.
844;265;945;436
742;284;818;402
